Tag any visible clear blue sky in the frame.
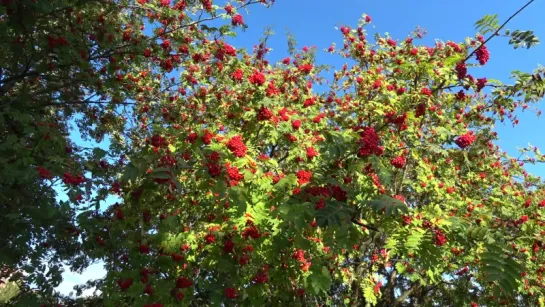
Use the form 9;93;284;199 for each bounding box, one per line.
57;0;545;296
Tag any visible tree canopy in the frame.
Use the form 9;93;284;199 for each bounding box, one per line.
1;0;545;306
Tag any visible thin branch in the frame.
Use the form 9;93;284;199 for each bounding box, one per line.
39;100;137;108
463;0;535;63
0;71;41;86
277;150;290;164
432;0;535;94
395;163;408;195
351;219;379;231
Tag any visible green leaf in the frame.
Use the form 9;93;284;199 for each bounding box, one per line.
363;284;378;305
172;179;182;192
468;226;488;240
308;266;332;294
315;201;354;227
480;244;522;294
405;228;425;252
274;174;298;191
385;236;398;249
395;262;406;274
474;14;499;35
444;52;465;67
228;186;248;215
212;178;228;198
509;30;540;49
152;167;171;179
120;162;139;183
93;148;108;159
369;156;392;187
366;195;408;216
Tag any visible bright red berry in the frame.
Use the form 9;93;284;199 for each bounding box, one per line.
455;131;477;149
231;14;244;26
390;156;406;169
227;135;247;157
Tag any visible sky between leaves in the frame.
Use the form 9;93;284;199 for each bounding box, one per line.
55;0;545;296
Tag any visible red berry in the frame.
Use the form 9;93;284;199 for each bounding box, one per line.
455;131;477;149
390;156;406;169
175;277;193;289
227;135;248;157
231;14;244;26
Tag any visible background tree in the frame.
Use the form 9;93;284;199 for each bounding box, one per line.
0;0;270;301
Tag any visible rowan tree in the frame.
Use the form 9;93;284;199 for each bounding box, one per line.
2;1;545;307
